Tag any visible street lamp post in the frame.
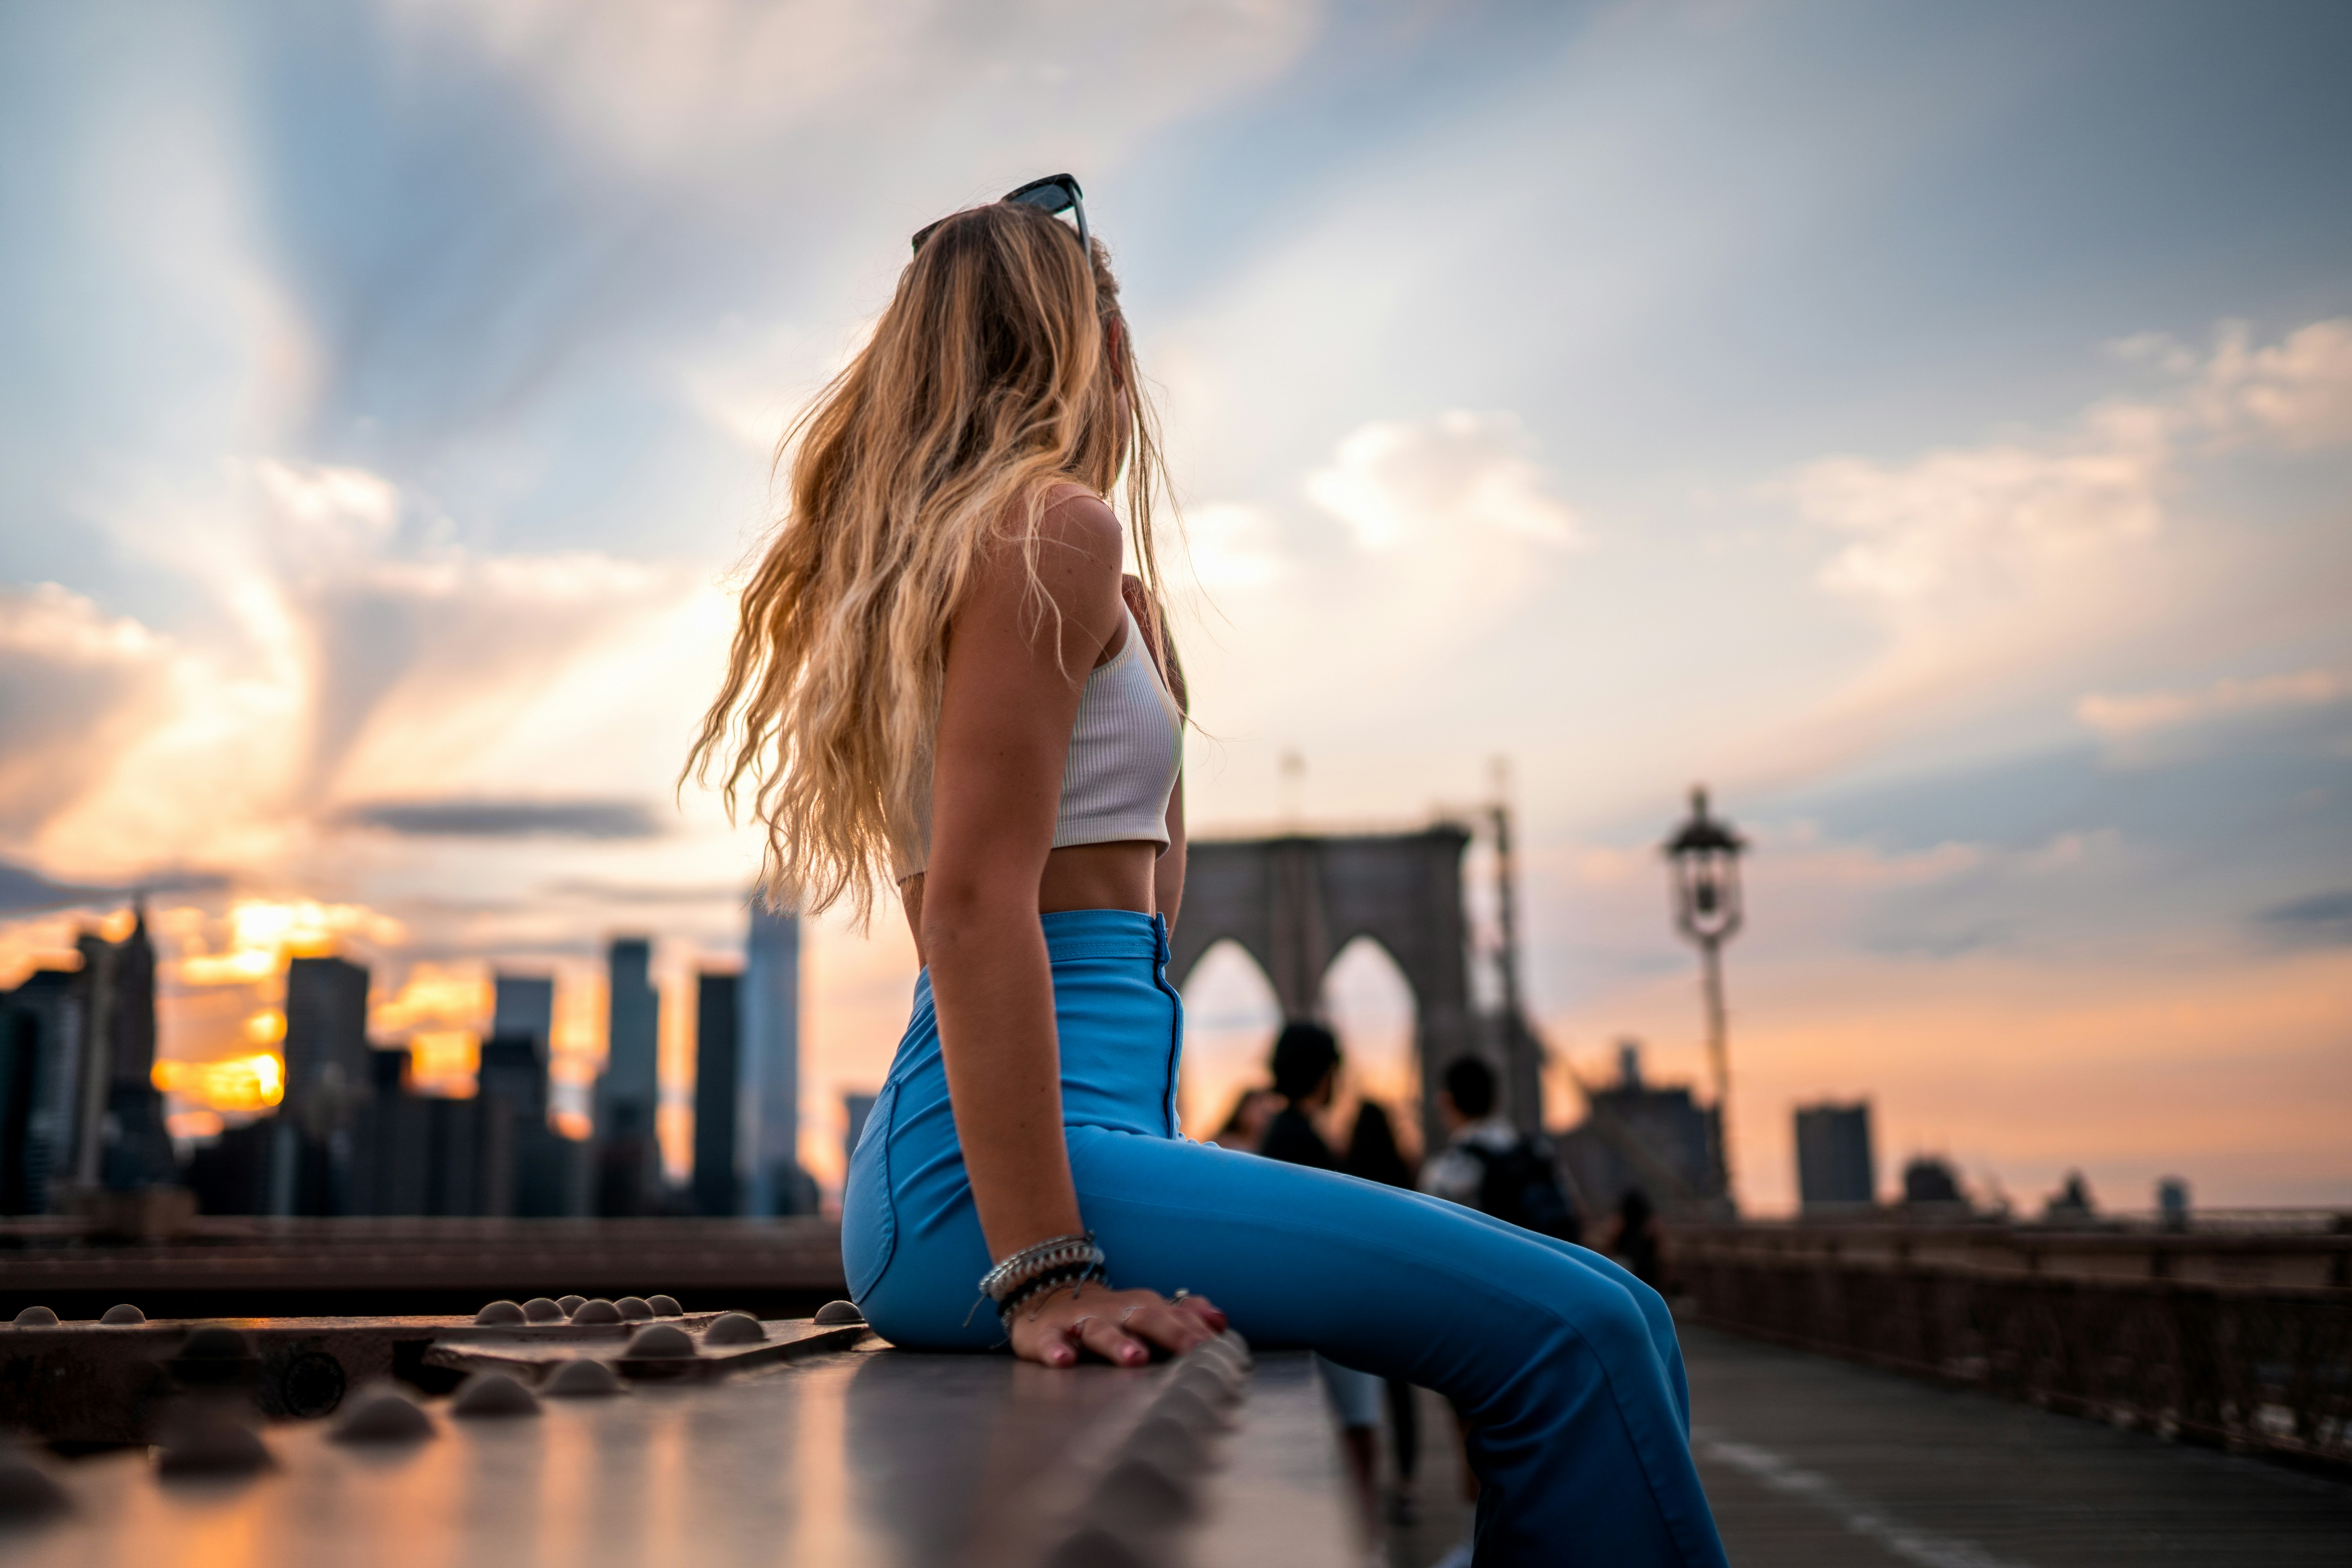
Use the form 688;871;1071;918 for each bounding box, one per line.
1664;786;1746;1206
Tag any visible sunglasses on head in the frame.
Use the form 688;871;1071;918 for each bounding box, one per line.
912;174;1087;257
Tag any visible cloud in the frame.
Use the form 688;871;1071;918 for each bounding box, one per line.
1304;410;1587;553
1161;410;1593;765
0;858;116;916
0;584;174;838
1788;401;2170;611
2256;888;2352;945
380;0;1322;183
335;797;668;839
2076;668;2345;738
538;877;747;904
2189;319;2352;451
1177;503;1289;592
17;458;697;883
1788;319;2352;617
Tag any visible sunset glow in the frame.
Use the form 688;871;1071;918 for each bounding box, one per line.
152;1051;285;1114
0;3;2343;1216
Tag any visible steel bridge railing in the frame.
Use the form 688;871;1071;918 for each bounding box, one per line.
1671;1227;2352;1471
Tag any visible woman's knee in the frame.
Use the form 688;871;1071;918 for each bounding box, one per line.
1537;1269;1662;1378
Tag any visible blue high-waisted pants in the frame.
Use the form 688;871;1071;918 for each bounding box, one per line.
843;910;1728;1567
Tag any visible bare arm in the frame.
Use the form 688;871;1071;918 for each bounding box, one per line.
923;497;1119;1266
922;492;1220;1366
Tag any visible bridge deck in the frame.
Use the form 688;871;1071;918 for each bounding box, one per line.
1392;1325;2352;1566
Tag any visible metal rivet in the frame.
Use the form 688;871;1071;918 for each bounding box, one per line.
451;1372;541;1417
10;1306;58;1327
1174;1359;1240;1406
1126;1413;1210;1475
703;1312;764;1345
813;1300;865;1325
100;1303;146;1326
522;1298;566;1323
1155;1384;1232;1433
542;1359;624;1398
624;1324;695;1358
557;1295;588;1316
155;1404;274;1477
474;1300;526;1326
615;1296;653;1321
331;1389;435;1443
646;1295;682;1317
1092;1454;1197;1528
571;1299;622;1325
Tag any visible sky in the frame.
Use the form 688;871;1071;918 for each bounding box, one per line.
2;0;2347;1213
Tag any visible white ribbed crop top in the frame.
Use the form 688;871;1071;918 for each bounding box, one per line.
895;605;1182;880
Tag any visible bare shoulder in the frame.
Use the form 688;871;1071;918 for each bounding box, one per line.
1034;481;1124;566
962;481;1124;662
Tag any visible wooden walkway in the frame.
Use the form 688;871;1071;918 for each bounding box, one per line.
1387;1325;2352;1566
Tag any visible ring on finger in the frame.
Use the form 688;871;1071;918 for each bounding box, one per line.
1065;1315;1097;1340
1119;1303;1143;1326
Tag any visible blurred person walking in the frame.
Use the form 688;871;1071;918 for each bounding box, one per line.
1207;1085;1277;1151
1343;1098;1425;1526
1421;1058;1582;1246
1607;1188;1668;1292
690;175;1725;1568
1256;1021;1382;1527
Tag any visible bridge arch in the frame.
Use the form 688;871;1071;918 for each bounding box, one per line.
1169;825;1530;1151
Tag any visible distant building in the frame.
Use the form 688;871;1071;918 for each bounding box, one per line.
184;1118;278;1217
692;971;741;1218
75;906;176;1192
1794;1101;1875;1213
283;955;371;1123
0;968;83;1214
598;939;659;1127
491;973;555;1054
474;1026;588;1219
844;1091;878;1176
476;1033;548;1121
740;904;812;1216
1901;1155;1967;1210
2043;1170;2096;1225
1555;1042;1721;1213
595;937;661;1217
350;1090;514;1218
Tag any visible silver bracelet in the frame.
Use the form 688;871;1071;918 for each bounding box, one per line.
978;1232;1106;1306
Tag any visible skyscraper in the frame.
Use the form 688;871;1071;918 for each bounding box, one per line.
597;939;659;1131
491;973;555;1054
740;902;808;1216
843;1090;877;1174
691;970;740;1218
0;968;83;1214
1795;1102;1875;1212
73;905;176;1192
594;937;660;1215
282;955;371;1124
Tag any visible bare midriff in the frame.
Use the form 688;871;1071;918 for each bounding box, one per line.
899;839;1161;967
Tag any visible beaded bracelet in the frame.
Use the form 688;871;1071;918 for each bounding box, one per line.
996;1258;1110;1327
978;1232;1109;1329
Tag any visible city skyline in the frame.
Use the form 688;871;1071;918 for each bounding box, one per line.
1;2;2347;1211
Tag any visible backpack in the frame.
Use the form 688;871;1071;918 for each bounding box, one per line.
1466;1137;1581;1243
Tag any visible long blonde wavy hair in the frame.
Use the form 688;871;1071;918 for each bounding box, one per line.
685;200;1173;925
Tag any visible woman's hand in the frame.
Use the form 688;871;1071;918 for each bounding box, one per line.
1009;1283;1228;1368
